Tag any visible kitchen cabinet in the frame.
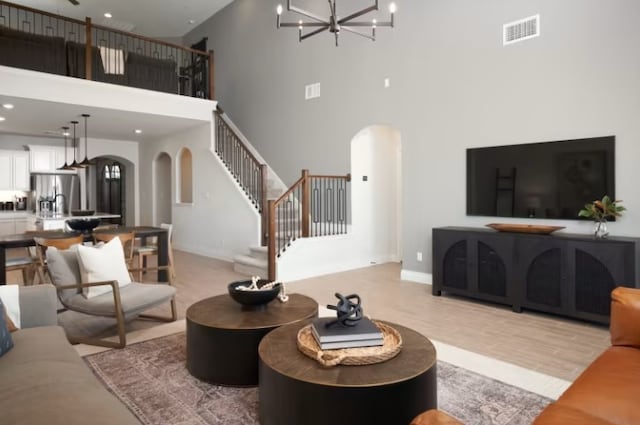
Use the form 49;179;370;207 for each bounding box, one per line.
0;215;32;236
28;145;75;173
0;150;30;190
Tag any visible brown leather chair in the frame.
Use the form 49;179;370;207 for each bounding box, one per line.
410;286;640;425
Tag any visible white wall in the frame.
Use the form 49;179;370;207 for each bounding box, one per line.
186;0;640;279
139;123;261;261
277;125;402;282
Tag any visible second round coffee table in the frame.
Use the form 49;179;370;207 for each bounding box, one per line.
258;319;437;425
186;293;317;386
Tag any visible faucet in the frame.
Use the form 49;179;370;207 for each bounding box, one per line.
54;194;67;215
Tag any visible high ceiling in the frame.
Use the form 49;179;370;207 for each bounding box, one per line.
6;0;234;38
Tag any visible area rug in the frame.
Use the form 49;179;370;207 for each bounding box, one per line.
84;333;551;425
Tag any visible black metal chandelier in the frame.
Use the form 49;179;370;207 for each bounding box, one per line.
276;0;396;46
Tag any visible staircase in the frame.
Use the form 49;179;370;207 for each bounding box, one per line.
214;108;350;281
232;178;284;278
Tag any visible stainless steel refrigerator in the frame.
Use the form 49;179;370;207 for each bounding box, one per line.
30;173;80;215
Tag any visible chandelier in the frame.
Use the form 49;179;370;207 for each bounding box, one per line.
276;0;396;46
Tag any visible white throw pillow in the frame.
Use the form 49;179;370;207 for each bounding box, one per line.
77;236;132;299
0;285;20;329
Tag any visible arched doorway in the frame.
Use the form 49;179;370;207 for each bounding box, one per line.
351;125;402;262
96;159;124;225
177;147;193;204
154;152;172;225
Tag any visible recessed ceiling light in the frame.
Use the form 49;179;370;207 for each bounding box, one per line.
134;129;142;134
0;117;5;122
2;103;14;109
104;12;112;18
188;19;196;24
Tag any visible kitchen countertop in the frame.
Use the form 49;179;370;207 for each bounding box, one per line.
35;213;121;220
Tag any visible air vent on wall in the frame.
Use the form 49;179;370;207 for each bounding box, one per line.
503;14;539;46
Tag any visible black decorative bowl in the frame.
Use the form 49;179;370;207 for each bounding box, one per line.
228;279;281;307
66;218;101;233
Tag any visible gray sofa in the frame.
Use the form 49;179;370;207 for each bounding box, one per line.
0;285;140;425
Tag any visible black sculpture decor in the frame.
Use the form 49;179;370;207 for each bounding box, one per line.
325;293;363;328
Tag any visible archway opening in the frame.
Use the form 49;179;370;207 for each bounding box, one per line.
154;152;172;225
351;125;402;262
178;148;193;204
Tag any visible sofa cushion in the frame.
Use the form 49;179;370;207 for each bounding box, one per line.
64;282;176;318
0;326;139;425
0;299;14;357
551;346;640;425
534;403;616;425
76;237;132;299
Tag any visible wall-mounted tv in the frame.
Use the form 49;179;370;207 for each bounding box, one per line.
467;136;615;220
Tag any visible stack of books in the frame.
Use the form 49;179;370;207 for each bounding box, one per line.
311;317;384;350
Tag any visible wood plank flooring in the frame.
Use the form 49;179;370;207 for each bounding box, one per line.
7;248;609;382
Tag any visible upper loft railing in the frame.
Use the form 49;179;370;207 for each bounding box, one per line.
268;169;350;280
214;107;268;245
0;0;214;99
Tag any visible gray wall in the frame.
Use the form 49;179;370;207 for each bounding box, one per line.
185;0;640;275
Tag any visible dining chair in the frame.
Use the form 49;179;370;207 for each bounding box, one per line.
133;223;175;282
34;234;176;348
93;231;136;269
5;247;42;285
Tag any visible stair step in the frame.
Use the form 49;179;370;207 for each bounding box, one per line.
233;254;268;278
249;246;268;260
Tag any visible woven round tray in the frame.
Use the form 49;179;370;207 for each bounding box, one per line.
297;320;403;367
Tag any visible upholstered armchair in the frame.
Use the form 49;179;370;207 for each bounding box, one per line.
34;234;176;348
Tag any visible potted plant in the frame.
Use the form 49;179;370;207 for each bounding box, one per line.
578;195;625;238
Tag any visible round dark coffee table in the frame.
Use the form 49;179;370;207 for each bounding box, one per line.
186;293;317;386
258;320;437;425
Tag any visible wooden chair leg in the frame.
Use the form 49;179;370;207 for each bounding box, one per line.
139;298;177;322
21;268;29;285
137;253;144;282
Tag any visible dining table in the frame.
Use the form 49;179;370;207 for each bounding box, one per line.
0;226;169;285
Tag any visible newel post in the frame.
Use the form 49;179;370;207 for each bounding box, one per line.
260;164;268;246
85;17;92;80
268;200;276;281
208;50;215;100
301;169;310;238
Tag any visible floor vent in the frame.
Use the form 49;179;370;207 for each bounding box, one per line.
503;14;539;46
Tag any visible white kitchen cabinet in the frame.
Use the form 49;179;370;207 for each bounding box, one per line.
0;150;30;190
0;152;11;190
29;145;76;173
12;152;30;190
14;218;29;233
0;219;13;236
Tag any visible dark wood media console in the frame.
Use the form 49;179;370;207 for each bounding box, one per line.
432;226;640;324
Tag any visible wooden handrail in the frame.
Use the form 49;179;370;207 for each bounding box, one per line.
267;169;350;281
214;110;268;244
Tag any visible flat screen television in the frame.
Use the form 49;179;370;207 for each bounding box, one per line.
467;136;615;220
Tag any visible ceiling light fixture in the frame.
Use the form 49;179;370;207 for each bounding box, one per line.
104;12;112;18
188;19;196;24
69;120;80;168
78;113;93;168
58;126;73;171
0;117;5;122
276;0;396;46
134;129;142;134
2;104;14;109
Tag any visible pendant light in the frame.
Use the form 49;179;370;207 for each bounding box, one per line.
69;120;80;169
78;113;92;167
57;126;73;170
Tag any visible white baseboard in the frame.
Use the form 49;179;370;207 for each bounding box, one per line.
172;243;233;263
400;269;432;285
